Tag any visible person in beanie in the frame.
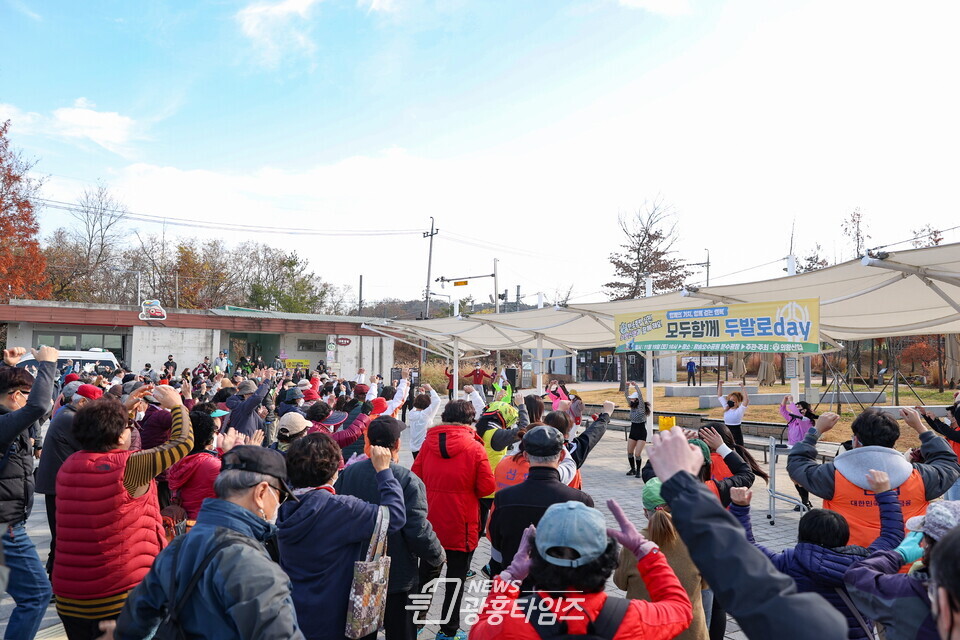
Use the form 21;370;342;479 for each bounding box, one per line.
52;385;193;637
614;477;708;640
277;432;406;640
845;500;960;640
336;416;445;640
472;500;692;639
107;446;304;640
488;426;593;582
0;346;58;639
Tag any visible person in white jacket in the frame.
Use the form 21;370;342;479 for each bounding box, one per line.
406;384;441;459
463;384;486;418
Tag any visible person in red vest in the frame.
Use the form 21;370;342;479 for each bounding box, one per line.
463;363;493;397
918;399;960;501
52;384;194;637
788;407;960;548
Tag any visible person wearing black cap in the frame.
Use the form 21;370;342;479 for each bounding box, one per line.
111;445;305;639
488;425;594;585
277;432;406;640
336;417;445;640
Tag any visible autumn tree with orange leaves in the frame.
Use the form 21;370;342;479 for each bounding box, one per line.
0;120;49;302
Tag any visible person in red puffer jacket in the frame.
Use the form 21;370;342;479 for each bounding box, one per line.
412;399;495;640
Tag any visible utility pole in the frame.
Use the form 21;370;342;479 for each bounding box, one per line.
422;218;438;365
516;285;521;313
357;275;363;315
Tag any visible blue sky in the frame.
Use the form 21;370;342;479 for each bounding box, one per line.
3;0;960;304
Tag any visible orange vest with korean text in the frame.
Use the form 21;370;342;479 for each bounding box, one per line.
824;468;927;548
710;452;733;483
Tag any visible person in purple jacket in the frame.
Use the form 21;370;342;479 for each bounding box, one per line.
277;431;406;640
730;471;903;640
845;500;960;640
780;394;817;510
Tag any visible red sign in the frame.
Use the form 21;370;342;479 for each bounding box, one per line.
336;337;352;346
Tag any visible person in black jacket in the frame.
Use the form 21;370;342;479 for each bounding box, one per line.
0;346;57;640
488;425;594;586
647;427;849;640
335;416;445;640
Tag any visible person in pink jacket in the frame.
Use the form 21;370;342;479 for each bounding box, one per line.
780;394;816;510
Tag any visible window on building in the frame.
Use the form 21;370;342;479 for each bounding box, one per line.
59;335;77;350
81;334;102;350
298;339;327;352
36;334;55;348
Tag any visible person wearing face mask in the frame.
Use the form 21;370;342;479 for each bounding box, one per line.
277;386;306;417
50;385;193;638
716;379;749;447
780;395;817;510
106;445;304;640
277;430;406;640
929;527;960;640
789;408;960;548
0;346;57;640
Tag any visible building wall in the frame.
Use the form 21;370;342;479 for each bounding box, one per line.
131;326;221;372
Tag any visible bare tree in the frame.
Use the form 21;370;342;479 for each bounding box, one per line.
605;198;691;300
70;182;128;269
841;207;870;258
911;224;944;248
797;243;829;273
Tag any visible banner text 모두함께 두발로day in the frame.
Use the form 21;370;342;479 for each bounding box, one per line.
614;299;820;353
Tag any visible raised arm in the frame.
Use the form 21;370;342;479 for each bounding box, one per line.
786;412;840;500
124;388;194;495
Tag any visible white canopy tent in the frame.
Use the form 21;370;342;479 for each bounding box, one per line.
365;242;960;432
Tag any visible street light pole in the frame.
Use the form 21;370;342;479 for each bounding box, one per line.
422;218;439;365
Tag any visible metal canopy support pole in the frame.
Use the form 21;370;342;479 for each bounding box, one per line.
494;259;501;376
645;274;655;439
786;254;802;401
536;335;544;395
453;338;460;400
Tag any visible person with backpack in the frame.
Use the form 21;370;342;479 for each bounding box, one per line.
107;445;304;640
472;499;693;639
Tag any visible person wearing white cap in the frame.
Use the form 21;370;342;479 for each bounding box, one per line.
270;412;312;453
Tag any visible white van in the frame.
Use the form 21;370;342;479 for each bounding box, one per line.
15;348;120;376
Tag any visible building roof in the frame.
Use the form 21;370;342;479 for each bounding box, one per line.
0;300;386;337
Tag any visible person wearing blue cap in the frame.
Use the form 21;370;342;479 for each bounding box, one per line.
472;499;693;639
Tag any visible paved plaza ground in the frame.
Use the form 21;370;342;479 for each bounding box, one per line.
4;409;812;639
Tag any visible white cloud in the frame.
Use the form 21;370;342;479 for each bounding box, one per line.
7;0;41;21
617;0;691;16
0;100;138;156
357;0;400;13
236;0;323;67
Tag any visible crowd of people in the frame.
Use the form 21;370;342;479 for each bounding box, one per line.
1;345;960;640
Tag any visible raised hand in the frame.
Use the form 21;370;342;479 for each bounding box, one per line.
699;426;724;451
865;469;891;494
602;400;616;415
648;428;704;482
2;347;26;366
32;346;59;363
152;385;183;409
899;407;927;434
606;499;658;558
730;487;752;506
370;445;393;472
814;412;840;435
501;525;536;582
250;430;265;447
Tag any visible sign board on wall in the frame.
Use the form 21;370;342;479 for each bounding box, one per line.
615;299;820;354
336;337;352;346
784;356;798;379
326;342;337;352
284;359;311;368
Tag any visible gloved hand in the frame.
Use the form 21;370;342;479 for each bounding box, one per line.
500;525;535;583
896;530;924;565
607;499;658;559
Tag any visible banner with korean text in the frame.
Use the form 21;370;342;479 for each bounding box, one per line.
615;298;820;353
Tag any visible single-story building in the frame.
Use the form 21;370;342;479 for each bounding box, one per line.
0;299;396;377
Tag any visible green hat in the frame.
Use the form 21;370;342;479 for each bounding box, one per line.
487;401;518;427
690;439;711;466
642;477;666;510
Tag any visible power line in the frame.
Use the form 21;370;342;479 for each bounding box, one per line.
867;225;960;253
35;198;424;238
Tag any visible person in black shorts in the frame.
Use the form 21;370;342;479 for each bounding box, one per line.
625;382;649;478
